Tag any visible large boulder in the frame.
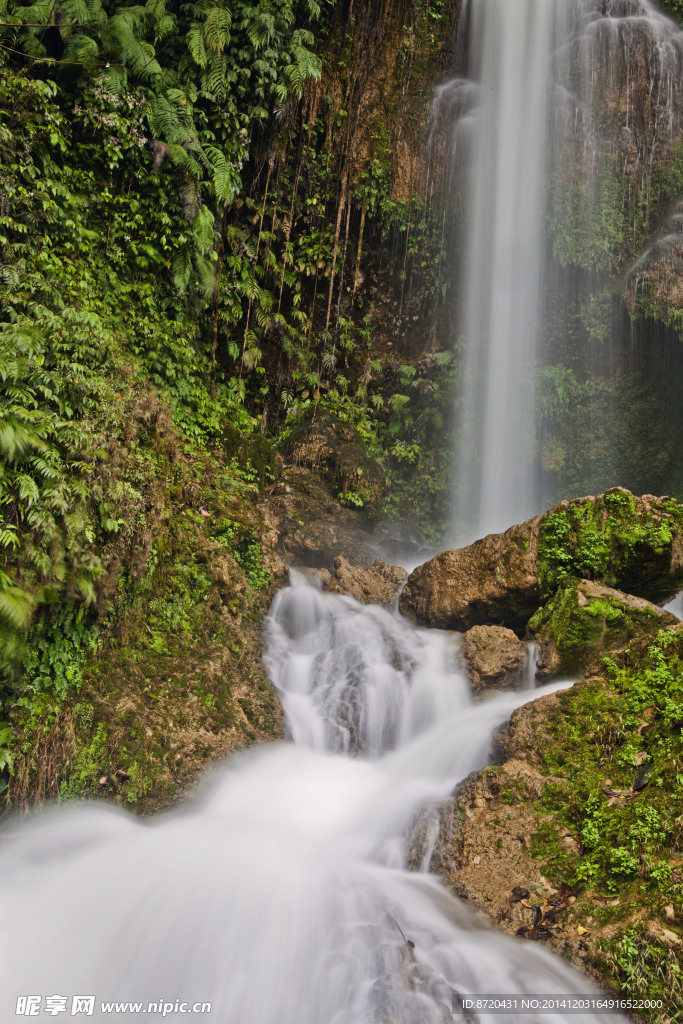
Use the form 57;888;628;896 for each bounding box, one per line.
399;518;542;633
399;488;683;632
317;556;407;607
528;579;680;679
460;625;527;693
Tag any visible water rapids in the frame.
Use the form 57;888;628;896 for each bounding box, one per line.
0;571;627;1022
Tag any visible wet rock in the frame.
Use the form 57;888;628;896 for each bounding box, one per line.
279;411;385;518
460;625;527;692
431;761;551;930
435;625;683;992
399;488;683;632
528;579;680;679
317;556;407;607
265;467;377;568
399;518;542;633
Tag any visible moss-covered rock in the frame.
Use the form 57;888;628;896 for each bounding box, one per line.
266;466;380;568
431;625;683;1023
399;488;683;632
279;412;386;519
5;444;291;815
528;579;680;679
537;488;683;603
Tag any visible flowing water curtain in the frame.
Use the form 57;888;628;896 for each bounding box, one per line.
448;0;683;543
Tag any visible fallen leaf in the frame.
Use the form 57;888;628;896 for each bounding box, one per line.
560;882;575;902
561;832;586;854
586;891;620;907
633;761;654;791
510;887;530;904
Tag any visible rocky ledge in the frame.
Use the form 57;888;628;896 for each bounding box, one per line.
316;556;407;607
399;488;683;634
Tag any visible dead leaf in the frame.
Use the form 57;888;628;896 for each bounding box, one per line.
561;832;585;854
633;761;654;791
586;891;620;907
510;887;530;904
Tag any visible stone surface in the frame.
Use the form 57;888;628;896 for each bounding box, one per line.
460;624;527;692
280;411;385;518
528;579;680;679
427;627;683;991
265;467;377;568
317;556;407;607
399;488;683;632
398;515;544;633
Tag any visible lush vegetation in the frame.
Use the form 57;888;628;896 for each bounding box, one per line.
0;0;459;802
525;628;683;1021
1;0;683;811
536;489;683;602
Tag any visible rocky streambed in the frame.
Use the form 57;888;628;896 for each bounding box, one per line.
313;486;683;1016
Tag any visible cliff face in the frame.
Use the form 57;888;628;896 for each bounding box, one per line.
252;0;461;371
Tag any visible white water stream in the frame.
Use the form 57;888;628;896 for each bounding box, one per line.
0;572;626;1021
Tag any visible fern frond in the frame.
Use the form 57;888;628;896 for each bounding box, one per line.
187;23;208;67
203;5;231;53
0;585;33;630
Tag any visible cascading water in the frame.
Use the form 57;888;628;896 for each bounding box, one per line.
449;0;683;542
454;0;567;540
0;571;629;1022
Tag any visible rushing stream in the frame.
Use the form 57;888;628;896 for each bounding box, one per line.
0;571;628;1022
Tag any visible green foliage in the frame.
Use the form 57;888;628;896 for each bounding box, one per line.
0;0;462;787
660;0;683;20
0;722;14;784
59;721;109;800
533;630;683;902
338;489;364;508
233;535;272;591
603;926;682;1007
21;603;99;700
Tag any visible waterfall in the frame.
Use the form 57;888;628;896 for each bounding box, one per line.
454;0;567;540
0;574;628;1022
449;0;683;542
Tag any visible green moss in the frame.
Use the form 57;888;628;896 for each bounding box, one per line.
60;722;109;801
529;577;673;675
537;490;683;602
528;627;683;900
598;926;683;1012
495;629;683;1020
